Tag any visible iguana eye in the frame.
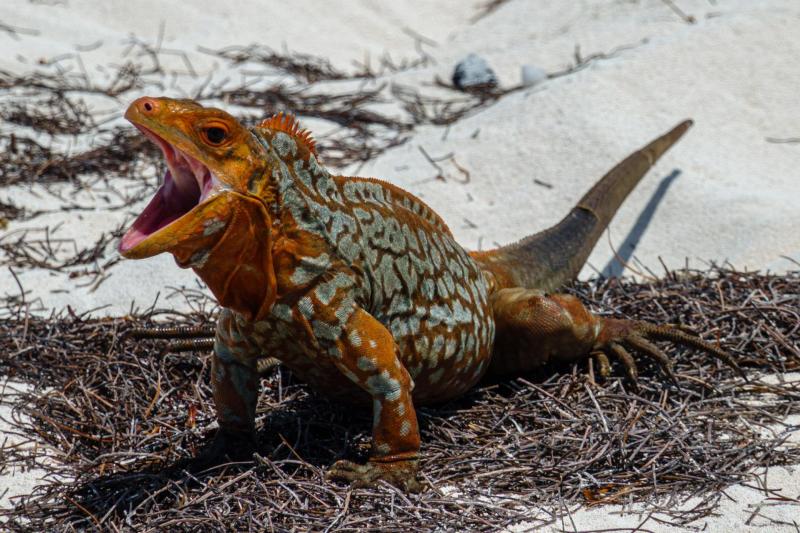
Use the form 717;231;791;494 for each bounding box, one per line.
203;126;228;145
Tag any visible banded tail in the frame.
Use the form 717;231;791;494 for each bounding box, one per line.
472;120;693;292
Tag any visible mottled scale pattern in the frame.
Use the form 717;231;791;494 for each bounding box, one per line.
207;126;499;470
217;129;496;406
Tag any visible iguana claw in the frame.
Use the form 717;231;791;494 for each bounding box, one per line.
185;428;256;472
327;458;422;493
595;318;744;387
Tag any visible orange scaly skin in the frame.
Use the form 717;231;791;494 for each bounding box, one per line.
120;97;739;491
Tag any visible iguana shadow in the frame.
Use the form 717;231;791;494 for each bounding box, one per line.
67;362;589;520
601;169;681;278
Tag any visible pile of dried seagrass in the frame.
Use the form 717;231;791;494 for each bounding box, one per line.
0;267;798;531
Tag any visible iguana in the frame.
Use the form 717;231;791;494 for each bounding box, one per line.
119;97;738;491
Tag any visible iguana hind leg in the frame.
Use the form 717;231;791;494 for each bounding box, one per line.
488;287;741;384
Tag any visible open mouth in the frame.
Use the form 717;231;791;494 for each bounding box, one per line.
119;126;225;253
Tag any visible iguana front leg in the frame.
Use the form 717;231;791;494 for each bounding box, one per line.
488;288;740;384
325;307;422;492
186;309;262;468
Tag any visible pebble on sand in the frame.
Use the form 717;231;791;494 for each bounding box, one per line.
452;53;498;91
521;64;547;87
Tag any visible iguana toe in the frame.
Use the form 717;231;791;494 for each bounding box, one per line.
596;318;741;385
327;458;422;493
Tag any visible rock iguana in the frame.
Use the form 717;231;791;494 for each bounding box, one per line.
119;97;738;491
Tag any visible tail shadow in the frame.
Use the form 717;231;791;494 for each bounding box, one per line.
601;169;681;278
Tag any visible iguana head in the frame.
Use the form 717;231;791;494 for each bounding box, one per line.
119;96;283;320
119;97;269;258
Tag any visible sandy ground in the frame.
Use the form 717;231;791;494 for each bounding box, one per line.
0;379;62;509
1;0;799;529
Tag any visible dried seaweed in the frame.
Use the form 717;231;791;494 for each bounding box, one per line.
0;128;157;188
0;41;416;194
0;200;23;227
0;226;121;272
197;44;355;84
1;268;798;531
471;0;514;23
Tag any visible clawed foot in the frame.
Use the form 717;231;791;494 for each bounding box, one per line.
184;428;256;472
327;458;422;492
592;319;743;387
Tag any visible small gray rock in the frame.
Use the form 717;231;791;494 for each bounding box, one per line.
521;64;547;87
452;53;498;91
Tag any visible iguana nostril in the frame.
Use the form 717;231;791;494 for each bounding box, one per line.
143;100;154;112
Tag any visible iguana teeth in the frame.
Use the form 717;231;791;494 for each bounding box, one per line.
199;171;219;203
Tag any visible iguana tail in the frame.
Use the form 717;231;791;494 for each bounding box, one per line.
471;120;693;292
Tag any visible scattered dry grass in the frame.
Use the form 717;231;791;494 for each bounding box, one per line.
0;268;798;531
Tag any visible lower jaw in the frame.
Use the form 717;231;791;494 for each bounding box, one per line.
119;191;230;259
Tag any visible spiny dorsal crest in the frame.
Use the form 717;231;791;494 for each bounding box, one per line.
259;112;317;155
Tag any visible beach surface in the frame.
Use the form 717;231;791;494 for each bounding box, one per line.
1;1;798;529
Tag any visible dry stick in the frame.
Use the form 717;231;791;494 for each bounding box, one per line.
6;266;26;320
470;0;513;23
765;137;800;144
661;0;697;24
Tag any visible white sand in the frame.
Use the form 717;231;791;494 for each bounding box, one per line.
1;0;799;528
0;380;58;509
